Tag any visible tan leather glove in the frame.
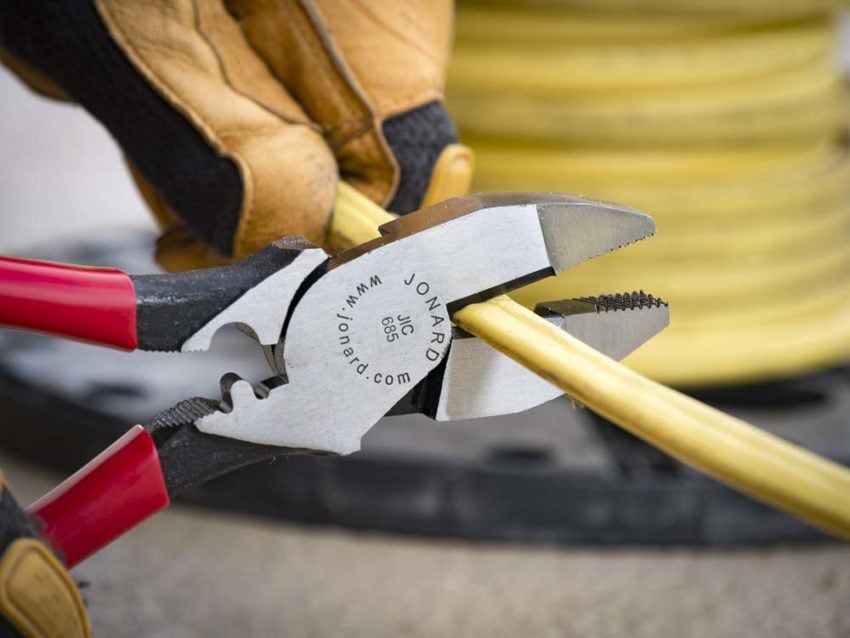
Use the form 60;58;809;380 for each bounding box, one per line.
0;476;91;638
0;0;470;270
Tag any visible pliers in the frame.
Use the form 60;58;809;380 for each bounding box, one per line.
0;193;668;567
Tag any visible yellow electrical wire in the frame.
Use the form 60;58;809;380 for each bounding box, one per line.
453;296;850;541
448;2;850;386
328;182;850;541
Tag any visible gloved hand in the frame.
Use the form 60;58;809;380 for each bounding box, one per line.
0;475;91;638
0;0;471;270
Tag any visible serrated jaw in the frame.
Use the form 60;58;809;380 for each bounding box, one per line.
536;292;669;362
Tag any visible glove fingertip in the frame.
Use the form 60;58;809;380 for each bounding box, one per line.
422;144;476;207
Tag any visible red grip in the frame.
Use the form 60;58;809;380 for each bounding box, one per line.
0;256;137;350
28;426;170;567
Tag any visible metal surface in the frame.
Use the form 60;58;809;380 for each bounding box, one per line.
180;245;328;352
435;293;669;420
541;293;670;363
196;194;656;453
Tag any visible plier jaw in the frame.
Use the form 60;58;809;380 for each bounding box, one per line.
393;291;670;421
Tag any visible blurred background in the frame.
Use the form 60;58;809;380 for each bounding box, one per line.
2;1;850;636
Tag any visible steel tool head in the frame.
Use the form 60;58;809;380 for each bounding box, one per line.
333;192;656;307
536;292;669;363
193;193;660;454
393;292;670;421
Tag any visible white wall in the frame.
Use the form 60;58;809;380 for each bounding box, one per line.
0;67;154;253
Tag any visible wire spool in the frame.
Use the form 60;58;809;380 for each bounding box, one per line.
447;2;850;386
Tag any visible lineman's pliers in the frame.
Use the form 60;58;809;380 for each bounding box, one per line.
0;192;668;566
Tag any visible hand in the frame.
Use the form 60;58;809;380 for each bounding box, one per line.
0;0;471;270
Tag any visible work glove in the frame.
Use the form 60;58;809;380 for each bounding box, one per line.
0;0;471;270
0;475;91;638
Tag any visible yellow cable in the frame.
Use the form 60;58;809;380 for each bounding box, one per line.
326;182;394;250
453;296;850;541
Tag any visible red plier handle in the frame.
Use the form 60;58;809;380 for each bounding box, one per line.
28;426;169;568
0;256;138;349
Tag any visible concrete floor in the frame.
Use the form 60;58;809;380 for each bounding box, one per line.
2;65;850;638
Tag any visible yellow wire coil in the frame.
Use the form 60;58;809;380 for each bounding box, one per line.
448;3;850;386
